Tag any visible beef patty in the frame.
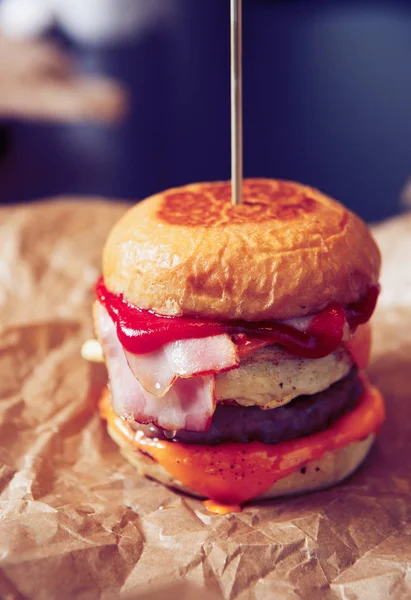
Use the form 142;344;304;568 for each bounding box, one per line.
137;368;363;445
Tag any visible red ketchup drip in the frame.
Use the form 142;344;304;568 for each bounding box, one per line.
345;285;380;329
95;278;379;360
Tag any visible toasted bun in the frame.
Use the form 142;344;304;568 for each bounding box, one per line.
106;415;374;500
103;179;381;321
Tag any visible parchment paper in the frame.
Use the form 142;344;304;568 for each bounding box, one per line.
0;199;410;600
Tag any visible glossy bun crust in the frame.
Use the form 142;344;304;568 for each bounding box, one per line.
103;179;381;320
106;415;374;500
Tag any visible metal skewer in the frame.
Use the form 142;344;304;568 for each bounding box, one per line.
230;0;243;205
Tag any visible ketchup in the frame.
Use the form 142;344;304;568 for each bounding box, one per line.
95;278;379;360
345;285;380;329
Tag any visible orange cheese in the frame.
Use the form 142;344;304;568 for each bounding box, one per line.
100;378;384;505
203;500;242;515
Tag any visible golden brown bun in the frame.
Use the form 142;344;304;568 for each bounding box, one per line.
103;179;381;321
106;417;374;500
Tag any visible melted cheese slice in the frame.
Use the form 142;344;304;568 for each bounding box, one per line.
100;378;385;505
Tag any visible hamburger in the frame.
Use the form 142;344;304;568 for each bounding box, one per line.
91;179;385;510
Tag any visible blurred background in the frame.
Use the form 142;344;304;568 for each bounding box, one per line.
1;0;411;222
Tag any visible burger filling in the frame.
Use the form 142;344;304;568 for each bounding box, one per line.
214;345;352;408
136;368;363;444
100;380;385;505
93;279;384;505
94;280;378;432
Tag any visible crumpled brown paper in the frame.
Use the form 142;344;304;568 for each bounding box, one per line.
0;199;410;600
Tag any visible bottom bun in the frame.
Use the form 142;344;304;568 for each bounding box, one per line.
106;416;374;501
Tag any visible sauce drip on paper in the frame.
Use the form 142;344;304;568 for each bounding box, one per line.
203;500;242;515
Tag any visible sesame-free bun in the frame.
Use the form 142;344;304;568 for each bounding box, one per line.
103;179;381;321
106;414;374;501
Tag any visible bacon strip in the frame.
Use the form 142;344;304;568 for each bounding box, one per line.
124;334;239;396
95;303;216;432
